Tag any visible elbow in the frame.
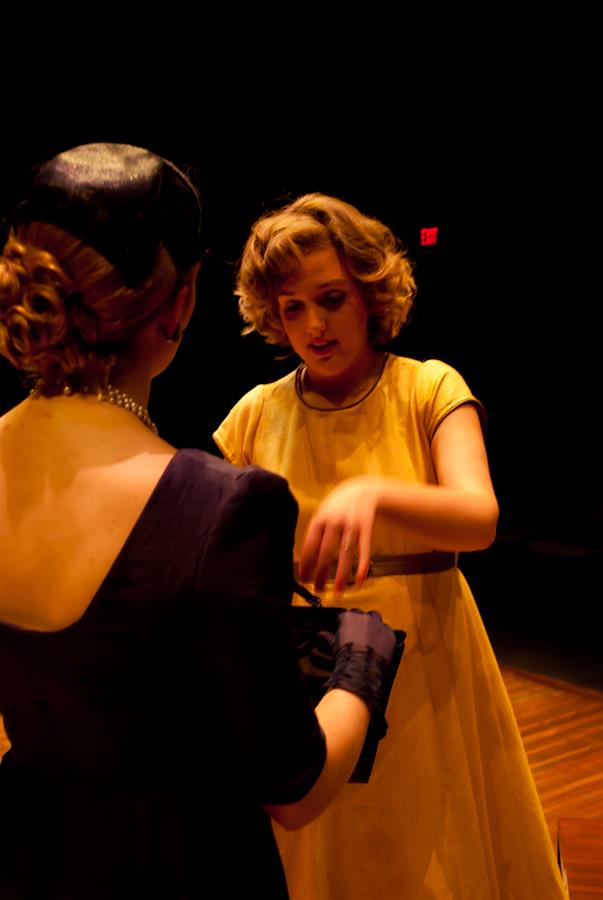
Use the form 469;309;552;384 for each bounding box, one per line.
473;527;497;551
265;802;316;831
473;498;499;550
452;496;498;551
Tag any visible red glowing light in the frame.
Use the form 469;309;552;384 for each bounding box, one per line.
420;227;439;246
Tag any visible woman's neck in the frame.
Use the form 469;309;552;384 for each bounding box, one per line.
301;350;386;409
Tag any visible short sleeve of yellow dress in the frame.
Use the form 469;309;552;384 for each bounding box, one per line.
214;354;567;900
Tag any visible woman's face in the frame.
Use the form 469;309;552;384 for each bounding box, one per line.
276;244;374;389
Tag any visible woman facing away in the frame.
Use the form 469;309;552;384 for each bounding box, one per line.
214;193;568;899
0;147;398;899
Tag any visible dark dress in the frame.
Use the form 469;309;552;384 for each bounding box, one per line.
0;449;326;899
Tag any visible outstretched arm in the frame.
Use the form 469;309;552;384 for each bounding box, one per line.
300;404;499;591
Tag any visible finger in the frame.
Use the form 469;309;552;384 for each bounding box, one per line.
313;523;343;590
334;527;356;592
355;522;372;586
342;528;355;554
299;520;325;583
315;629;337;654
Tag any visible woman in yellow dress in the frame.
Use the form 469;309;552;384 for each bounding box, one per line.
214;193;567;899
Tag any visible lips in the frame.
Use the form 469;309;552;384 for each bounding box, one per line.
308;340;337;357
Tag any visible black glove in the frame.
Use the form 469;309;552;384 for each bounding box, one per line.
324;609;397;717
287;603;405;782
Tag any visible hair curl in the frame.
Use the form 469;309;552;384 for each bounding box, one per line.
0;222;180;388
236;193;416;347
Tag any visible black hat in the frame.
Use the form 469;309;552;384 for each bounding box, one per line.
11;143;203;287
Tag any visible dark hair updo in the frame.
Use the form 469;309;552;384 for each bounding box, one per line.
0;143;203;388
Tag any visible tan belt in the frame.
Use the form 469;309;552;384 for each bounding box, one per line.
293;551;456;590
365;551;456;576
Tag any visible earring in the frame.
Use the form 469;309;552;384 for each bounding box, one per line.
165;324;185;344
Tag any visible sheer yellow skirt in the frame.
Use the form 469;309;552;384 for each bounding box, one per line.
275;569;567;899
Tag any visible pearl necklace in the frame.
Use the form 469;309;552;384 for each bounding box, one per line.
96;384;158;434
30;381;158;434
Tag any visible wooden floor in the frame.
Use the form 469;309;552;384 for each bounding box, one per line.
558;817;603;899
500;665;603;898
500;665;603;843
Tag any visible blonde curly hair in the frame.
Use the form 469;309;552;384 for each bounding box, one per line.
236;193;416;347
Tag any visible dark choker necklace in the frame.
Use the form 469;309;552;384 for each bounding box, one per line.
295;353;389;412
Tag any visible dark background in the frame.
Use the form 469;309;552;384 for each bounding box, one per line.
0;100;600;674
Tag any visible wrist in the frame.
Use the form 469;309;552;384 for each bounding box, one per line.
325;643;391;716
372;475;403;515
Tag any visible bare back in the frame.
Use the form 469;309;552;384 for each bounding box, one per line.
0;395;176;632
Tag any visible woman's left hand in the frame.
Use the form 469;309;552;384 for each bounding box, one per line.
299;476;385;592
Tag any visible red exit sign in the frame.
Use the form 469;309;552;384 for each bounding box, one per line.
420;226;439;246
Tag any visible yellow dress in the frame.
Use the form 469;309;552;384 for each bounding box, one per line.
214;354;567;900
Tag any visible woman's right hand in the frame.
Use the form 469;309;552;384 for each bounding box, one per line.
335;608;396;660
267;609;399;830
325;609;398;715
299;476;387;591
